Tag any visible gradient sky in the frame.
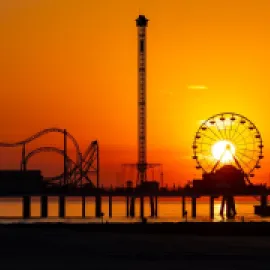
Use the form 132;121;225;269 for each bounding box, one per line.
1;0;270;186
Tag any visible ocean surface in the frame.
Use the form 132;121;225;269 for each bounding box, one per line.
0;196;269;223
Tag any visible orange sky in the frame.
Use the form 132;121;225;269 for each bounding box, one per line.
1;0;270;186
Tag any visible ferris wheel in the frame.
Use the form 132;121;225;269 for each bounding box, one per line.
192;112;264;179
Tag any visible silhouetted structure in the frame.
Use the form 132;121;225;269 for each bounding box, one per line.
192;112;266;218
0;17;269;222
193;165;245;217
0;128;99;189
119;15;164;219
136;14;148;185
193;165;246;192
0;170;43;194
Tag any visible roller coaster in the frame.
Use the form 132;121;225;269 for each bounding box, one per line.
0;128;99;189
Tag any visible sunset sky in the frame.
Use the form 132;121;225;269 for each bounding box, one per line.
1;0;270;186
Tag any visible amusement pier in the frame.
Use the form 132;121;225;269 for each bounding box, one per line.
0;16;269;221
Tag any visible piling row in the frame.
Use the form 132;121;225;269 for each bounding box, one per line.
19;195;269;219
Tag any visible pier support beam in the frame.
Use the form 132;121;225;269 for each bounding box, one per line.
126;196;129;217
220;196;236;218
59;196;65;218
150;196;155;217
109;196;112;218
23;196;31;219
41;196;48;218
130;197;135;217
231;196;236;216
82;196;86;218
225;197;230;218
155;196;158;217
95;195;102;218
140;196;144;218
220;196;225;216
182;196;186;217
224;196;236;218
210;196;215;219
191;197;197;218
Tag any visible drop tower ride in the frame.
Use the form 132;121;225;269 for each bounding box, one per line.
136;15;148;184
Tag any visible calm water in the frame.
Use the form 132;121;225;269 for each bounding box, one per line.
0;197;269;223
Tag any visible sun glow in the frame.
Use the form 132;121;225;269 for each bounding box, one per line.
211;140;236;163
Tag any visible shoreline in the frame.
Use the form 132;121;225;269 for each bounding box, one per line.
1;221;270;236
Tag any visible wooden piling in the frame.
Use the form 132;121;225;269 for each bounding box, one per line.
140;196;144;218
155;196;158;217
59;196;65;218
82;196;86;218
130;197;135;217
126;196;129;217
41;195;48;218
109;196;112;218
95;195;102;217
210;196;215;219
220;196;225;216
150;196;155;217
191;197;197;218
23;196;31;219
182;196;186;217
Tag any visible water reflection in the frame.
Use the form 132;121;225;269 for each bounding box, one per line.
0;197;267;223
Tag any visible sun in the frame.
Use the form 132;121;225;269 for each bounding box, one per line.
211;140;236;163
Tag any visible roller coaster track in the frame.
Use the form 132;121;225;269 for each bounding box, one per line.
0;128;99;188
22;146;76;182
0;128;82;166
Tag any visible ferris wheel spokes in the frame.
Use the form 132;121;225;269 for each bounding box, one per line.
192;112;263;180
